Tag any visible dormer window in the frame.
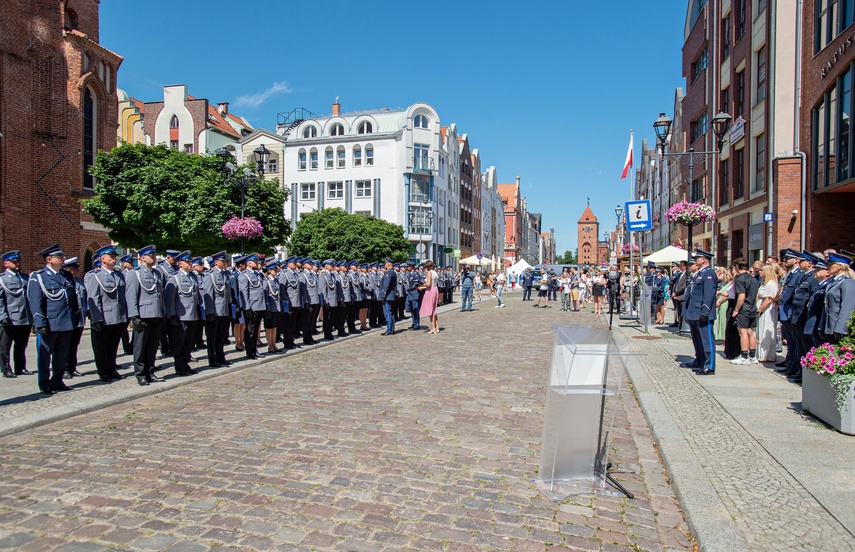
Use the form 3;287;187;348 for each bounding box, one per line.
358;121;373;134
303;126;317;138
331;123;345;136
414;114;429;129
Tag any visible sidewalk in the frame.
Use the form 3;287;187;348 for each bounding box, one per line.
613;306;855;551
0;298;694;551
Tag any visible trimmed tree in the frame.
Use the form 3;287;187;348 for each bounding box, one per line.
82;143;290;255
288;208;410;262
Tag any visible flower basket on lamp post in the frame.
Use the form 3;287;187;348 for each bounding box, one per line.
665;201;716;262
222;216;263;254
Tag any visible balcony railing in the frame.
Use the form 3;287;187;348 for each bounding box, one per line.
408;192;430;204
413;156;435;173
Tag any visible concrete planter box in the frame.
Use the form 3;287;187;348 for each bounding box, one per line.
802;368;855;435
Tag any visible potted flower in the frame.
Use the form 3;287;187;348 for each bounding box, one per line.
801;342;855;435
665;200;716;226
621;243;640;254
222;216;263;241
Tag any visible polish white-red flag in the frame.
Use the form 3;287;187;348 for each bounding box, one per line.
621;132;633;179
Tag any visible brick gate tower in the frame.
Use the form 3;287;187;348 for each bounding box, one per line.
577;201;599;265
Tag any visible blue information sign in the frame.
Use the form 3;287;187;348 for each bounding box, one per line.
763;212;774;222
625;200;653;231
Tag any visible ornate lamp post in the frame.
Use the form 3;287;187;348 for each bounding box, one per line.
408;210;434;261
653;111;731;264
217;147;261;255
614;204;623;260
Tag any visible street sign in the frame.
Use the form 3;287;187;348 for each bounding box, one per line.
625;200;653;231
610;250;617;257
416;243;426;253
763;212;774;222
609;256;618;265
443;247;453;253
477;253;483;259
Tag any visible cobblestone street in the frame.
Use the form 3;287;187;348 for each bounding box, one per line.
0;293;693;552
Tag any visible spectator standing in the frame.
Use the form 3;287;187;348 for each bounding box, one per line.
723;266;741;360
419;260;440;334
591;270;606;315
559;271;572;311
460;266;475;312
494;270;506;308
521;268;534;301
533;274;550;308
731;258;760;365
474;270;483;301
756;263;780;361
713;267;730;341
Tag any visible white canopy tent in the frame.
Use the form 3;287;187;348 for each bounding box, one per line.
507;259;533;275
642;245;692;265
459;255;496;268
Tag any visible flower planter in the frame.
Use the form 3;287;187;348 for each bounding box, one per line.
802;368;855;435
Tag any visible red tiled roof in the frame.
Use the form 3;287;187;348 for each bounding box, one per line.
578;205;598;223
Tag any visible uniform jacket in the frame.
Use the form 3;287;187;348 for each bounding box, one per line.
202;267;232;317
125;265;165;319
238;269;267;312
157;260;177;279
0;269;32;325
407;271;424;301
779;268;802;321
264;275;281;313
683;266;718;322
164;270;201;321
523;272;534;288
348;270;363;302
72;278;87;328
319;270;339;307
85;268;128;325
27;266;77;332
396;270;407;298
823;275;855;335
300;269;320;306
380;268;398;302
336;271;352;303
791;270;818;326
804;278;831;336
279;268;302;308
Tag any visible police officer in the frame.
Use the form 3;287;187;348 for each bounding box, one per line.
229;255;247;352
85;244;128;382
823;253;855;344
788;251;820;380
380;258;398;335
164;251;201;375
644;262;657;317
346;261;362;334
278;257;301;349
522;268;534;301
238;254;266;359
201;251;232;367
191;257;207;350
407;261;424;329
263;260;283;354
125;245;166;385
319;260;339;340
395;264;407;320
27;244;78;394
299;258;320;345
119;253;134;356
0;250;33;378
358;263;372;330
157;249;180;356
62;257;87;378
776;249;803;374
803;257;832;350
335;261;350;337
683;249;718;375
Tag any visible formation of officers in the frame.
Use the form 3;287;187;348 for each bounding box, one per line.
0;244;463;395
676;247;855;377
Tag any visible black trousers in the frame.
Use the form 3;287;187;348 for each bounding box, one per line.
171;319;197;374
395;296;405;320
90;323;124;378
522;286;532;300
194;317;206;348
205;315;230;364
335;305;346;335
322;305;335;338
160;316;172;355
133;318;162;379
344;303;357;332
121;325;132;355
0;324;31;374
782;320;798;370
66;326;84;374
303;305;320;343
370;301;385;326
37;330;71;391
244;310;264;358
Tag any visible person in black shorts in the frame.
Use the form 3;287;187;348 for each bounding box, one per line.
731;258;759;365
533;275;550;308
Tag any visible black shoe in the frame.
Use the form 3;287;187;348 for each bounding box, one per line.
176;371;191;377
207;362;224;368
304;339;319;345
70;370;83;377
695;369;715;376
254;352;266;358
147;374;165;383
110;371;124;380
683;362;702;368
137;378;150;386
40;388;54;395
775;361;788;367
15;368;32;375
53;384;73;391
218;360;232;366
337;332;348;337
668;323;678;327
99;377;113;383
266;350;285;355
3;371;15;378
186;368;199;375
224;338;231;345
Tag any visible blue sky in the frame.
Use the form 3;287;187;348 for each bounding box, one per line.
101;0;688;254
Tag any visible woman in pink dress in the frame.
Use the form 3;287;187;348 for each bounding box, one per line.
419;260;440;334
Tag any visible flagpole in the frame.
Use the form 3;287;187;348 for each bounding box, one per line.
629;130;636;319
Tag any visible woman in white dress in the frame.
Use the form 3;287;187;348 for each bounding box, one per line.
755;263;780;362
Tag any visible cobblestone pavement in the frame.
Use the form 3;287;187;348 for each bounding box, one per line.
613;313;855;551
0;294;693;552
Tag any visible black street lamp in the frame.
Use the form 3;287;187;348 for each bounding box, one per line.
653;110;732;264
216;147;258;255
408;210;433;261
253;144;271;177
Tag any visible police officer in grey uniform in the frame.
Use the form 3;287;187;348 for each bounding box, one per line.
279;257;302;348
319;259;340;340
380;258;398;335
238;254;267;359
803;257;832;350
0;250;33;378
62;257;87;378
683;249;718;375
346;261;362;334
776;249;803;374
27;244;78;395
789;251;820;380
125;245;166;385
202;251;232;367
263;260;283;354
85;244;128;382
191;257;207;350
164;251;202;375
406;261;424;329
335;261;350;336
157;249;179;356
823;253;855;344
299;258;320;345
395;264;407;320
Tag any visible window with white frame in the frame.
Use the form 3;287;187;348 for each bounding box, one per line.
331;123;345;136
298;149;307;170
337;146;346;168
365;145;374;166
414;114;429;129
327;182;343;199
325;147;334;169
310;148;318;169
354;210;371;216
353;145;362;166
300;183;316;200
355;180;372;198
303;126;317;138
358;121;373;134
267;155;278;173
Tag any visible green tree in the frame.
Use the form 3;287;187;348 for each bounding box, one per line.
82;143;290;255
289;208;410;262
556;249;577;264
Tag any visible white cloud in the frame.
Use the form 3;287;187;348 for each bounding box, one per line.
234;81;292;108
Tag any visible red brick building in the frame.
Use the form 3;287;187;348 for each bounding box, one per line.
801;0;855;251
0;0;122;271
577;204;599;265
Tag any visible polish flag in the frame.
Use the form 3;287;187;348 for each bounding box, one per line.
621;132;633;179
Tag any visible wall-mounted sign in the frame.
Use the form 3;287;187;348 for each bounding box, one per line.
763;212;774;223
729;116;746;144
625;200;653;231
821;30;855;78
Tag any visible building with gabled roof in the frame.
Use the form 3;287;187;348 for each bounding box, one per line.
577;203;599;265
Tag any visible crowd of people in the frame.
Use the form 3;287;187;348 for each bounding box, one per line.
666;248;855;381
0;245;462;394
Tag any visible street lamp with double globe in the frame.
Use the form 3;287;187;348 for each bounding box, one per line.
217;144;271;254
